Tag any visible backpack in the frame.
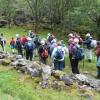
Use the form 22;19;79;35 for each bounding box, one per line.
76;47;84;61
54;48;64;60
27;42;33;50
90;40;97;48
16;40;22;48
41;48;48;58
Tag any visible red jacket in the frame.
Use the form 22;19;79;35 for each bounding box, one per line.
10;39;15;45
21;36;27;45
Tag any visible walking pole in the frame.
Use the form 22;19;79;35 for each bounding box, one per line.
82;43;85;73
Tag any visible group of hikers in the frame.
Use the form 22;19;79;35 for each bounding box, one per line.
0;30;100;78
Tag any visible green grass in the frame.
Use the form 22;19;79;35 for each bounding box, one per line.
0;26;100;100
0;66;88;100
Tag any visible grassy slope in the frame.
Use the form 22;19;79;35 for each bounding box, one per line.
0;26;100;100
0;66;87;100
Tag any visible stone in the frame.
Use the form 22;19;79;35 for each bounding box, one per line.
27;67;41;77
52;70;66;79
75;74;89;85
42;65;52;81
89;79;100;88
51;81;66;91
2;59;11;66
10;61;18;67
60;75;73;86
16;55;23;59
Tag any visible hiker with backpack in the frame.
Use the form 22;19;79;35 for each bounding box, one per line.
38;40;49;64
0;33;6;51
10;37;15;53
21;35;27;47
69;38;84;74
24;37;36;61
96;42;100;78
51;41;65;70
84;33;93;63
49;38;57;57
15;34;23;56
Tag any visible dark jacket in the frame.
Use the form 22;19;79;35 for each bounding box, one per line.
84;36;92;49
25;41;35;52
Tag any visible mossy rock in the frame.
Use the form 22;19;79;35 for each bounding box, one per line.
52;70;66;79
2;59;11;66
51;81;66;91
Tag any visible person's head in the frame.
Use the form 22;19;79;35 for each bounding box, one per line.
23;35;25;37
68;33;73;38
86;33;90;37
27;37;32;41
16;34;19;38
57;41;62;46
74;38;79;44
41;40;45;45
12;37;14;40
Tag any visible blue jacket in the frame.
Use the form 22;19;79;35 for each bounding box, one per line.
84;36;92;49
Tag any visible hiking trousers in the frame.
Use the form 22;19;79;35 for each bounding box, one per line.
26;51;33;61
71;59;79;74
54;59;64;70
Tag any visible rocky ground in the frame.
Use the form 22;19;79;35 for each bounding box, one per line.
0;51;100;100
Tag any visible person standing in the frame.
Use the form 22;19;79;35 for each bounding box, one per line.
21;35;27;47
96;42;100;78
38;40;49;64
10;37;15;53
69;38;80;74
0;33;6;51
24;37;35;61
51;42;65;70
16;35;23;56
84;33;93;62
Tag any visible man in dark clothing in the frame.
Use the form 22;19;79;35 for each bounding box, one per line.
25;37;35;61
16;37;23;56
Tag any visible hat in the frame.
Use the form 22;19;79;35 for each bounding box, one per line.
68;33;73;37
48;33;51;36
86;33;90;37
16;34;19;38
74;38;79;43
27;37;32;41
41;40;45;45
